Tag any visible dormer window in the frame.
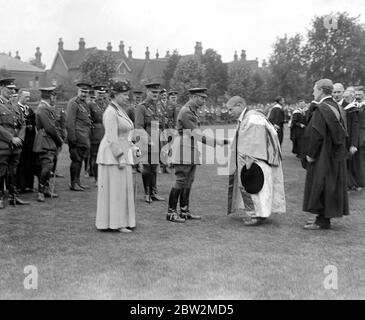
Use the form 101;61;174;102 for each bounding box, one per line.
119;67;127;75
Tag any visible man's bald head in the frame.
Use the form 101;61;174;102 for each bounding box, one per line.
226;96;247;120
18;90;30;105
332;83;345;102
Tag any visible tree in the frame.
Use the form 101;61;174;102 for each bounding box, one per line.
162;50;181;90
267;33;307;102
170;56;206;103
304;12;365;87
227;61;256;102
80;51;117;85
201;49;228;102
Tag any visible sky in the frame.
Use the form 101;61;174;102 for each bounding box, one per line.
0;0;364;69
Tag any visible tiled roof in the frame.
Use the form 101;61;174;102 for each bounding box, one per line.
60;48;97;69
0;53;45;73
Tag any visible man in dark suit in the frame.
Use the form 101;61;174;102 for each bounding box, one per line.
33;87;63;202
16;90;36;193
66;82;92;191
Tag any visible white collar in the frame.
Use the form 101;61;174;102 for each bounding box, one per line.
238;107;248;123
318;96;332;104
337;99;344;106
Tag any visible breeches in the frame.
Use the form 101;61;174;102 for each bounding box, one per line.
0;153;21;193
36;152;56;187
173;164;197;189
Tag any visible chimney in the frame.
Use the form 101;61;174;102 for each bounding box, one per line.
262;59;267;68
145;46;150;60
15;51;21;60
35;47;42;66
155;49;159;59
165;50;171;58
128;46;133;59
194;41;203;56
107;42;112;52
79;37;86;51
241;50;246;61
234;51;238;62
119;41;125;54
58;38;64;51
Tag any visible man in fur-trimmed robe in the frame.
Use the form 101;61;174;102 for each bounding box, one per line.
226;96;286;226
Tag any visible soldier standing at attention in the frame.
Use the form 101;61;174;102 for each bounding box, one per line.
166;90;181;129
166;88;228;223
66;82;92;191
135;82;165;203
89;85;108;184
0;78;29;208
33;87;63;202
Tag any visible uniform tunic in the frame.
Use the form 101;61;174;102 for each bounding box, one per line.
89;99;107;156
0;96;25;194
302;97;349;218
33;101;63;188
96;103;136;230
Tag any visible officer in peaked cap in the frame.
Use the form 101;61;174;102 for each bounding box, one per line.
135;81;165;203
156;88;170;174
88;84;109;184
66;81;93;191
0;78;29;208
33;87;63;202
166;90;182;128
166;87;228;222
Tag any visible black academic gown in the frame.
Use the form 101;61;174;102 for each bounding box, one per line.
16;104;36;190
302;97;349;218
345;104;365;188
290;111;306;156
358;105;365;185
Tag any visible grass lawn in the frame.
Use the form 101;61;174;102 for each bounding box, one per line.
0;124;364;300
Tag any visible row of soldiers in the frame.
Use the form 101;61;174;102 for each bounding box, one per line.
0;77;184;207
289;84;365;191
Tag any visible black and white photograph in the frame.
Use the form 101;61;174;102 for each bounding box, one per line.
0;0;364;305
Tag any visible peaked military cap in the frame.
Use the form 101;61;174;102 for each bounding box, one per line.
110;80;130;93
93;85;108;93
240;162;264;194
132;89;143;94
39;86;57;98
160;88;167;94
144;81;160;90
188;87;208;98
76;82;92;91
0;78;16;88
168;90;178;96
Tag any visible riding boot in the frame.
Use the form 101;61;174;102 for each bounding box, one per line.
180;188;201;220
167;188;185;223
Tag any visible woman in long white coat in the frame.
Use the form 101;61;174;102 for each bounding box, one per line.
96;80;139;233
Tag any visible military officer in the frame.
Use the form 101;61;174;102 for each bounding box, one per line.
166;88;228;222
33;87;63;202
66;82;92;191
166;90;181;129
135;82;165;203
16;90;36;192
157;88;170;174
89;84;108;183
0;78;29;208
52;101;67;178
127;89;144;124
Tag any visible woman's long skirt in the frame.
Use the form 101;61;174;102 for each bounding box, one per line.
96;164;136;230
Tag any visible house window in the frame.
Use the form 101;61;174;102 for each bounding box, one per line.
119;67;126;75
29;80;34;87
35;76;39;87
52;79;58;86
